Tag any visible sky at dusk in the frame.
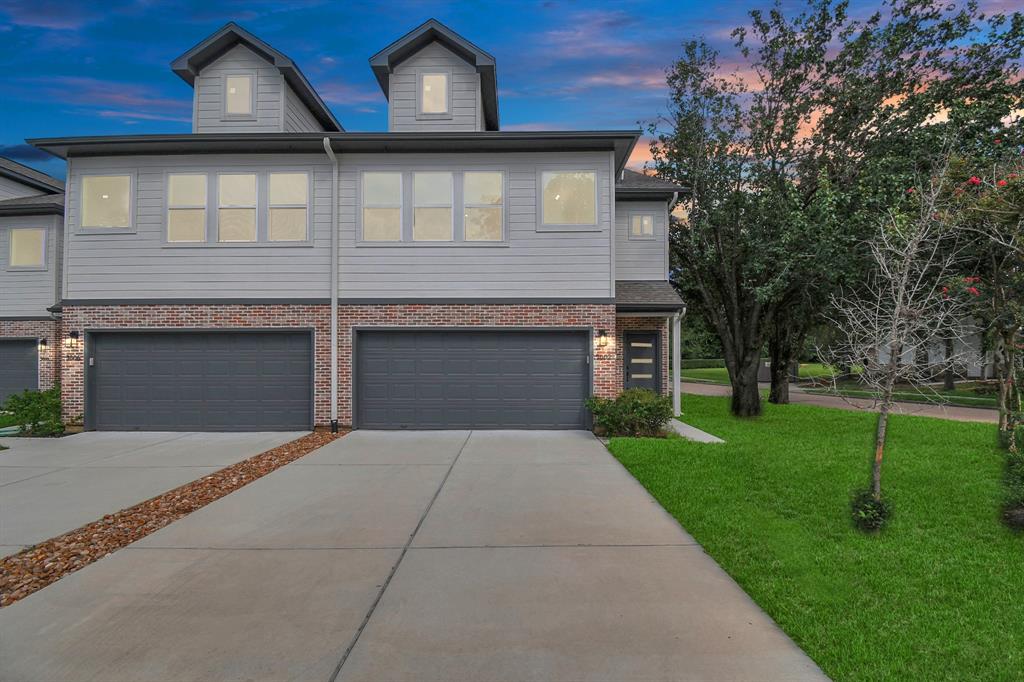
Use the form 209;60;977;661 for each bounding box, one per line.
0;0;1013;180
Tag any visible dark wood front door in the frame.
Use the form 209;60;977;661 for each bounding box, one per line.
624;332;660;392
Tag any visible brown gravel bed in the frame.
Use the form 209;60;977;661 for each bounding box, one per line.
0;430;345;607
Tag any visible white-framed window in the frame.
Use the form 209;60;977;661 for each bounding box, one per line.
419;72;450;115
217;173;257;242
540;170;597;228
268;172;309;241
167;174;207;243
224;74;254;117
629;214;655;239
413;172;453;241
81;175;132;229
463;171;503;241
362;172;402;241
7;227;46;268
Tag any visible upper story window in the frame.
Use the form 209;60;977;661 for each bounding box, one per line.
413;172;453;241
360;170;506;245
7;228;46;269
362;172;403;242
540;171;597;229
463;172;503;241
81;175;131;229
217;174;257;242
418;72;450;117
224;74;254;117
268;173;309;241
630;214;655;239
167;174;207;243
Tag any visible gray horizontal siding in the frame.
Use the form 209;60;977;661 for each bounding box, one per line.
0;176;43;201
62;151;614;301
389;42;482;132
1;214;61;317
615;200;668;281
193;44;284;134
283;84;324;133
64;155;332;299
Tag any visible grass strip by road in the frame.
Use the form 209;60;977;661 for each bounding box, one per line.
803;386;997;409
0;430;345;607
609;394;1022;682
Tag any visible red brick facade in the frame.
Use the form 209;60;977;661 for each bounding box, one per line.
1;319;61;393
60;303;620;427
616;316;671;395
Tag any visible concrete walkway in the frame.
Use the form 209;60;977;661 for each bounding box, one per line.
0;431;304;557
684;381;999;423
0;429;824;682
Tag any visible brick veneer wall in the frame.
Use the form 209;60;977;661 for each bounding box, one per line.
0;319;61;392
616;316;670;395
61;303;618;427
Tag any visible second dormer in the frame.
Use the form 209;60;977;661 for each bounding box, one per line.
370;19;500;132
171;23;343;134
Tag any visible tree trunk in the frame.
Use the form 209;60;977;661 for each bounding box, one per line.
872;402;891;501
943;337;956;391
731;352;763;417
768;333;791;404
994;329;1016;447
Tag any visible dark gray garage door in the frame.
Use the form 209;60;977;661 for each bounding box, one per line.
356;330;590;429
90;331;312;431
0;339;39;403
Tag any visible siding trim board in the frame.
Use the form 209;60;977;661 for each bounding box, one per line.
59;298;616;306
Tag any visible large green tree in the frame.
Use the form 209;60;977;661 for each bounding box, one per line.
652;0;1023;415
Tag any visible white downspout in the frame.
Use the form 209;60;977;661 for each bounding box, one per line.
672;307;685;417
323;137;339;432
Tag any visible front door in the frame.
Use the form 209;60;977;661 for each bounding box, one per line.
624;332;660;392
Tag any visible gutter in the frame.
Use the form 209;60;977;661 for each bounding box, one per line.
323;137;340;433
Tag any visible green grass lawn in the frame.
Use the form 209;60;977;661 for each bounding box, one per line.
608;395;1022;681
681;362;842;384
805;386;997;409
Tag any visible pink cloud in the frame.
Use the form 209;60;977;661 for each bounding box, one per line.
627;138;655;170
316;80;383;106
540;9;647;59
10;76;192;120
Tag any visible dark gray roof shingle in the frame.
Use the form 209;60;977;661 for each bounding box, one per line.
0;157;64;193
616;169;685;191
0;193;65;215
615;280;685;311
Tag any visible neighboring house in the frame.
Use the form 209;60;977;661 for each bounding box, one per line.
22;19;685;432
0;157;65;403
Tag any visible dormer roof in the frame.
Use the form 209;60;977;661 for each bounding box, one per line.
369;19;499;131
0;156;64;194
171;22;343;132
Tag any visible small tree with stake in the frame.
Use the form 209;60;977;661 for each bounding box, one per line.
824;159;973;530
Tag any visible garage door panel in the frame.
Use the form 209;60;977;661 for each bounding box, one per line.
356;330;589;429
91;332;312;431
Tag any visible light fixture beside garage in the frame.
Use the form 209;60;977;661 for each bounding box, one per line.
597;329;608;347
65;331;80;348
38;337;47;350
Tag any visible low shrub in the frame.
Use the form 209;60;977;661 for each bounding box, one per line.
2;386;63;436
1002;450;1024;531
850;489;892;532
585;388;673;437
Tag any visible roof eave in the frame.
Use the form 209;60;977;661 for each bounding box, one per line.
0;203;64;217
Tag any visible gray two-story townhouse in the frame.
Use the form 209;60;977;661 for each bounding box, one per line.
26;19;685;432
0;157;65;403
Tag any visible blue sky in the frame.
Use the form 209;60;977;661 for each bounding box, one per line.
1;0;1004;180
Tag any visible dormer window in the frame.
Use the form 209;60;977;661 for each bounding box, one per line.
224;74;254;117
418;72;450;117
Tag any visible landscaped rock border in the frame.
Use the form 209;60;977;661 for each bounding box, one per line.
0;430;344;607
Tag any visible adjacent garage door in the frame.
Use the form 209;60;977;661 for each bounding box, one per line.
90;331;312;431
356;330;590;429
0;339;39;403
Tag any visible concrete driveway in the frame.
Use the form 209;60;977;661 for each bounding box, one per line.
0;430;826;682
0;431;305;556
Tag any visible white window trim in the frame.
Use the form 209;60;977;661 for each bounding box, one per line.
222;72;257;120
628;212;657;241
412;171;455;242
268;172;312;242
166;173;209;243
356;168;509;247
416;69;453;120
78;173;135;234
462;171;505;242
360;171;404;243
216;172;259;243
6;227;47;271
536;167;601;233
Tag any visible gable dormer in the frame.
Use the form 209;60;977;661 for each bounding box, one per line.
171;23;342;134
370;19;499;132
0;157;64;201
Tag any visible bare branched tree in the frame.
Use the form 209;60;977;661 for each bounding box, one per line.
823;161;975;502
